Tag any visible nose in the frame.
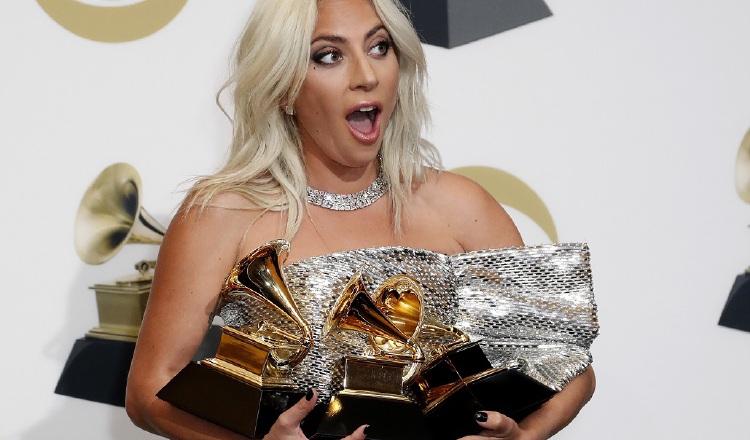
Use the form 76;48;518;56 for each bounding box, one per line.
349;53;379;92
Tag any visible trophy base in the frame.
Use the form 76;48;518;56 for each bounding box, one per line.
719;272;750;332
157;362;304;438
405;0;552;48
304;393;434;440
86;326;139;342
54;336;135;406
424;368;556;440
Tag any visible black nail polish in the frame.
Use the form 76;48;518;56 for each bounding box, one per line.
363;425;370;435
305;388;314;401
474;411;488;422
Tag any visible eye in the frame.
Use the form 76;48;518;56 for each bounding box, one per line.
369;38;392;57
313;49;342;65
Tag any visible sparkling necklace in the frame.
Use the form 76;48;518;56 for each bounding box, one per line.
306;169;389;211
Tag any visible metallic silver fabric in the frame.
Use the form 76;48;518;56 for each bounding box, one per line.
451;245;598;391
217;244;598;401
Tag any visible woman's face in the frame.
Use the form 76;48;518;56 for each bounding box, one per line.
295;0;399;170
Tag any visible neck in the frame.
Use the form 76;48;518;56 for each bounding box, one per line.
304;153;381;194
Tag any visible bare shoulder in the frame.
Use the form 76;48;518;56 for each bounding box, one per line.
415;169;523;251
422;169;490;201
160;192;279;273
134;190;282;368
168;191;280;259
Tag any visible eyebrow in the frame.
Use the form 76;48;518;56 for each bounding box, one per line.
311;24;387;45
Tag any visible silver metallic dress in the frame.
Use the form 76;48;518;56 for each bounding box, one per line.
219;243;599;402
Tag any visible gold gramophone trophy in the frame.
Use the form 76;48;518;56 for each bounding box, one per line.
407;311;556;437
55;163;166;406
410;343;556;439
158;240;312;438
305;273;433;440
362;273;554;439
719;127;750;332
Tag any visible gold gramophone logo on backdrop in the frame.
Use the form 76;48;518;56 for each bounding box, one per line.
36;0;187;43
719;127;750;333
55;162;166;406
74;162;166;340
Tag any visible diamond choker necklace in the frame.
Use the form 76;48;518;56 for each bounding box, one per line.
306;170;389;211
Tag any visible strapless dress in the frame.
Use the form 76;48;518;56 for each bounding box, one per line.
218;243;599;401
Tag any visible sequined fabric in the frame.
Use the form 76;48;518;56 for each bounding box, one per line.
218;244;598;401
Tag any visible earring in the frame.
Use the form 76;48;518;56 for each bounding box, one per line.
284;105;295;116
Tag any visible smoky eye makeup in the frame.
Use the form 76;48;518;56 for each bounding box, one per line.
369;37;392;56
309;27;394;65
312;48;342;65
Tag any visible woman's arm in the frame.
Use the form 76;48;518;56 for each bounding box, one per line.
125;196;369;440
126;200;257;439
465;367;596;440
435;172;596;439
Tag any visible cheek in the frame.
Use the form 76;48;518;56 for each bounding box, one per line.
384;72;400;112
384;64;400;99
299;76;338;114
297;94;322;120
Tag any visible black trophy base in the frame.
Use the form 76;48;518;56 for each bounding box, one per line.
425;369;556;440
158;362;304;438
404;0;553;48
304;393;433;440
54;336;136;406
416;342;492;390
719;272;750;332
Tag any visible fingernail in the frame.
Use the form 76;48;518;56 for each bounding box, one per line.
363;425;370;435
305;388;314;401
474;411;488;422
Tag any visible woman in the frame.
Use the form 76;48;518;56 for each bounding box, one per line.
125;0;596;439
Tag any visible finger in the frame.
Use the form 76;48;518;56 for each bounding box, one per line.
273;388;318;431
474;411;520;438
341;424;370;440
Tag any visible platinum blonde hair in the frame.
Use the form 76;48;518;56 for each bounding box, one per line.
189;0;440;239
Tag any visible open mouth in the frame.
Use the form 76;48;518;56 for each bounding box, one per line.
346;106;380;136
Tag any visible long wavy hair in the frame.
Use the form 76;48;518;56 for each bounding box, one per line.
188;0;441;239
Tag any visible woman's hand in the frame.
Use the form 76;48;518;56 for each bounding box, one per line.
458;411;531;440
263;389;368;440
457;367;596;440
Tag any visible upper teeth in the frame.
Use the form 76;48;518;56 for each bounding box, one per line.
358;106;375;112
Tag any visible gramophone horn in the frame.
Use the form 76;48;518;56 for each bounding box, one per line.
735;128;750;204
220;240;313;369
323;272;411;343
373;275;470;355
74;163;165;265
373;275;425;339
323;272;425;383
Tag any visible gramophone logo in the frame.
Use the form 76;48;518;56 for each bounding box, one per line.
36;0;187;43
718;127;750;333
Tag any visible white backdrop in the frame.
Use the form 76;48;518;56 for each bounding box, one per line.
2;1;750;439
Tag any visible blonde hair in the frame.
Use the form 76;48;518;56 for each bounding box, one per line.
189;0;440;239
